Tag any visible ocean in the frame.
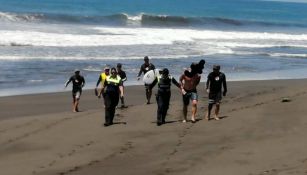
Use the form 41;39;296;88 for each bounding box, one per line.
0;0;307;96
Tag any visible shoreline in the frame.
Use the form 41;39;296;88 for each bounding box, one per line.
0;78;306;120
1;78;307;175
1;77;306;98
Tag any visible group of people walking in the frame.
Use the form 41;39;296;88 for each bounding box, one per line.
65;56;227;127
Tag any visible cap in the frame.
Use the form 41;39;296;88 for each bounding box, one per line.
213;65;220;70
104;66;110;71
162;68;169;75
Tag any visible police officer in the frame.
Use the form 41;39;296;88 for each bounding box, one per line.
102;67;124;126
137;56;156;104
151;68;181;126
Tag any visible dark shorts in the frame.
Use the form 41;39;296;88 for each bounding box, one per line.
208;92;222;104
182;90;198;106
145;83;152;90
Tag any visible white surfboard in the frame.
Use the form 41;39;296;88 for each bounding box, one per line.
143;69;160;84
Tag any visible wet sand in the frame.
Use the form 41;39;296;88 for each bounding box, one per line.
1;79;307;175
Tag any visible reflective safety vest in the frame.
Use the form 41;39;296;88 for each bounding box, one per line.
106;75;121;86
100;73;107;86
157;75;172;89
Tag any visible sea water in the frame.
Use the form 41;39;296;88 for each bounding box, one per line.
0;0;307;96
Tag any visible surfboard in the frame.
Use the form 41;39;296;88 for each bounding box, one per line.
143;69;160;84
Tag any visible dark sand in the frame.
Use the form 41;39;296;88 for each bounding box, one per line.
1;79;307;175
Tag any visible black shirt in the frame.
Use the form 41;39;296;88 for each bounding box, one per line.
118;70;127;82
150;75;180;92
65;75;85;92
206;72;227;94
137;63;155;77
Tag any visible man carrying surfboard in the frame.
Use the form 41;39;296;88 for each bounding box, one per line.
150;68;181;126
137;56;156;104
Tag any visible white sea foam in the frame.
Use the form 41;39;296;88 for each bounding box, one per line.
1;27;307;47
269;53;307;58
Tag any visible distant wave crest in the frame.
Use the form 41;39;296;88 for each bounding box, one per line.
0;11;306;28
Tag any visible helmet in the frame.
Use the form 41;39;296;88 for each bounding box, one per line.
162;68;169;76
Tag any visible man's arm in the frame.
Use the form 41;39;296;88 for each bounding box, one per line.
196;74;201;85
206;74;211;93
64;77;72;88
96;75;102;87
149;78;157;89
171;77;181;88
122;71;127;82
137;65;144;78
82;77;85;88
222;74;227;96
179;74;184;87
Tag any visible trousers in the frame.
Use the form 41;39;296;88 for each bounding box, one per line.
156;90;171;124
104;92;119;124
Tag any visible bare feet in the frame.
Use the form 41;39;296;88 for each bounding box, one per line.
191;117;196;123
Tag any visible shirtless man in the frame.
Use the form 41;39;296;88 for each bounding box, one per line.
179;65;201;123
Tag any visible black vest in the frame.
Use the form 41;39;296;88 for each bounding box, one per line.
158;75;172;91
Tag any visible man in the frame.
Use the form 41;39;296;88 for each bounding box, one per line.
137;56;155;104
102;67;124;126
95;66;110;98
117;63;127;108
65;70;85;112
150;68;181;126
205;65;227;121
179;66;201;123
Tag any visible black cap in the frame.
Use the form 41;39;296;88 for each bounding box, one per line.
162;68;169;75
213;65;220;70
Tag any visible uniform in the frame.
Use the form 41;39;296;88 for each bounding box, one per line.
103;74;123;126
151;69;180;125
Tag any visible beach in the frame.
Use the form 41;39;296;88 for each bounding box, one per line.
1;79;307;175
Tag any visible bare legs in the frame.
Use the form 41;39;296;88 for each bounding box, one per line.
182;100;197;122
191;100;197;122
206;103;220;120
146;88;152;104
182;105;188;122
72;97;80;112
